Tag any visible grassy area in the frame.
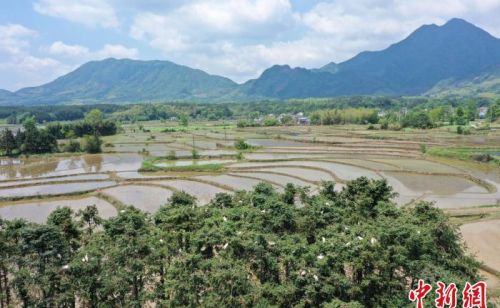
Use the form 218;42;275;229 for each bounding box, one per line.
140;159;226;172
427;146;500;167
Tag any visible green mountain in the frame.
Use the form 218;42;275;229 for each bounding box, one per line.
1;18;499;105
239;18;500;99
0;89;15;103
10;58;237;105
426;67;500;98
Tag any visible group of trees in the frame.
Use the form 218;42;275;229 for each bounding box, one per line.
1;97;497;129
46;109;117;139
0;105;125;124
0;118;58;155
0;110;114;156
310;108;378;125
0;178;480;307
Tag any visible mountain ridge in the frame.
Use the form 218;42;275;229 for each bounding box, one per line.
1;18;499;105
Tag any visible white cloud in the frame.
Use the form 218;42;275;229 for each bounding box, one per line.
0;24;70;90
33;0;119;28
49;41;89;57
0;24;37;56
95;44;138;59
127;0;500;82
130;0;297;53
3;0;500;89
48;41;138;59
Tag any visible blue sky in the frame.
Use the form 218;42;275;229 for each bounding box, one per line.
1;0;500;91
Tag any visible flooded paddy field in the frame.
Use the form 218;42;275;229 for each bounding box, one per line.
230;171;312;188
1;123;498;212
1;124;499;276
0;196;117;223
101;185;173;213
460;219;500;275
152;180;228;204
0;181;117;200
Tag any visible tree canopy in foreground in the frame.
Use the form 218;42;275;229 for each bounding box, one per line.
0;178;480;307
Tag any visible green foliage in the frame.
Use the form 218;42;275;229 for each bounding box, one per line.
427;146;500;166
63;140;81;153
0;178;480;307
168;191;197;207
140;159;226;172
0;129;16;156
420;144;427;154
2;117;60;155
401;111;435;129
234;138;253;150
236;119;257;128
84;109;104;127
82;135;102;154
166;150;177;160
487;99;500;121
310;108;378;125
263;116;279;126
191;148;199;159
179;114;189;127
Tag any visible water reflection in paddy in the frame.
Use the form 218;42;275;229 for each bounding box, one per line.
231;161;380;181
153;180;228;205
0;174;110;187
196;175;281;191
255;167;333;182
231;172;312;188
101;185;173;213
247;139;313;147
0;154;142;180
0;181;117;199
382;172;488;195
0;196;117;223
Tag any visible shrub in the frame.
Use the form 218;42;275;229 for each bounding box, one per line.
82;135;102;154
419;144;427;154
472;153;493;163
166;150;177;160
168;191;197;207
234;139;252;150
191;149;200;159
63;140;81;153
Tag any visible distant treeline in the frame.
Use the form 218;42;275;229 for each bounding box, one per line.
0;97;498;126
0;104;126;124
0;110;117;156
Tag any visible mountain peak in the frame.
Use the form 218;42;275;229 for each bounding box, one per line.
1;18;499;105
444;18;473;27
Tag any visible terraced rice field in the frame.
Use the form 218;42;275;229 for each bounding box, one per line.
1;124;498;221
460;219;500;291
1;123;499;295
0;196;117;223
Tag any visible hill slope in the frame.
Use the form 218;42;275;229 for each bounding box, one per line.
13;58;238;105
239;18;500;99
426;67;500;98
1;18;499;105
